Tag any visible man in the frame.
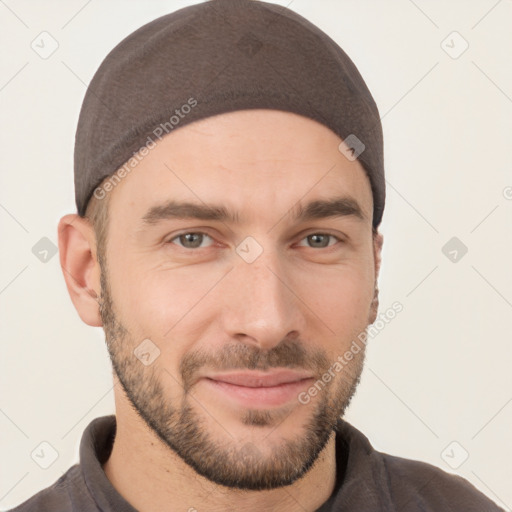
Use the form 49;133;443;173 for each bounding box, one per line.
11;0;504;511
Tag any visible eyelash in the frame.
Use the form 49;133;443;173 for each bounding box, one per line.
166;231;343;250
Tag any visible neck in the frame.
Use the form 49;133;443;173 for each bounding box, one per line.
103;397;338;512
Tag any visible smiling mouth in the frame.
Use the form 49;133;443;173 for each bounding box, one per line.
199;370;315;408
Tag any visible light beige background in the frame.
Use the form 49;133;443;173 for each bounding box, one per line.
1;0;511;510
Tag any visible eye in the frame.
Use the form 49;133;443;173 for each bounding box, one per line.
168;232;215;249
297;233;341;249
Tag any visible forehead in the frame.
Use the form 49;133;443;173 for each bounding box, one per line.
107;109;373;227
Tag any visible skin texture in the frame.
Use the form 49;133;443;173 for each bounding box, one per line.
58;109;383;512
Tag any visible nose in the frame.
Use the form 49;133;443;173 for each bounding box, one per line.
219;247;307;351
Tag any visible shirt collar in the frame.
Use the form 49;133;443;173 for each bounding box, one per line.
79;414;392;511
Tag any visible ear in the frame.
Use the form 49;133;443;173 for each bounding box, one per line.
368;230;384;325
58;213;103;327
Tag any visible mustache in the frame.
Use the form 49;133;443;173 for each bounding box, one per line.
180;337;330;392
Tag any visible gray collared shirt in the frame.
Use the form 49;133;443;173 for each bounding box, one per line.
9;415;505;511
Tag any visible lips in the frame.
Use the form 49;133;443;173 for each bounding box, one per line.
199;370;315;408
203;369;314;388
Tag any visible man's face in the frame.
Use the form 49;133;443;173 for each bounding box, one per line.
98;109;379;490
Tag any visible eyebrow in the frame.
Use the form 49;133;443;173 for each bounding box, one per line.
140;196;366;227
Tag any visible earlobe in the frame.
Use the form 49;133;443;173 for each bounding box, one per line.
373;231;384;278
368;231;384;325
369;286;379;325
58;214;103;327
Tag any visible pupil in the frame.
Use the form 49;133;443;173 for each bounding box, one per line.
183;233;202;248
310;234;328;247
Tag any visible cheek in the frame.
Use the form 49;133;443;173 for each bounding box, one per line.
106;264;196;380
109;257;222;341
293;262;374;323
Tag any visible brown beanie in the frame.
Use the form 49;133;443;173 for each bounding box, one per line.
74;0;385;227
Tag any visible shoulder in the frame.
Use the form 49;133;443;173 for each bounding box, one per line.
333;419;505;512
381;452;505;512
8;465;86;512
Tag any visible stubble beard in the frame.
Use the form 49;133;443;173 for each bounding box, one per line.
98;259;366;490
